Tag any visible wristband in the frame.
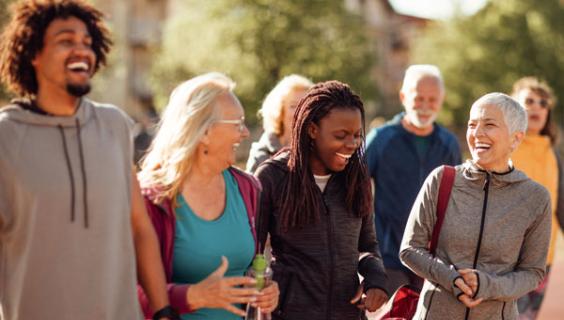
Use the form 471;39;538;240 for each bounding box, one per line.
152;305;180;320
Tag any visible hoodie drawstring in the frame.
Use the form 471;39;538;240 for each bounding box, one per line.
57;119;89;228
58;125;76;224
76;118;89;228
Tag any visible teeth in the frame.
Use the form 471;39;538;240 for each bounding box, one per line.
336;153;352;159
67;61;89;71
232;143;240;151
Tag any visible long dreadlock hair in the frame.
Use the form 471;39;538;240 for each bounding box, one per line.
279;80;372;231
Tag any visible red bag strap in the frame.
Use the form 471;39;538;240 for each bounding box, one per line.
429;165;455;256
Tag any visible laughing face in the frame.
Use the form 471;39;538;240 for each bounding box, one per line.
308;107;362;175
400;76;444;130
32;17;96;98
204;92;249;170
467;103;523;172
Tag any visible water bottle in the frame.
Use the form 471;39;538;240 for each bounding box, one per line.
245;254;272;320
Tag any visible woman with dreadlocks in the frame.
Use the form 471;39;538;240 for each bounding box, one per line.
255;80;389;320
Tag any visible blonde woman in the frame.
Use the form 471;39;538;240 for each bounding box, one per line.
246;74;313;173
511;77;564;319
137;73;279;319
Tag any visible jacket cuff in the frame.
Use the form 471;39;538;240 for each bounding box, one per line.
473;270;486;300
169;284;192;314
451;276;463;299
359;256;389;296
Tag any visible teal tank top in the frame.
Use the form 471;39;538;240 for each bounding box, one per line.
172;170;255;320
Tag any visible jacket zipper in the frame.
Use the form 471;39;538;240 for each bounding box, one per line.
464;173;491;320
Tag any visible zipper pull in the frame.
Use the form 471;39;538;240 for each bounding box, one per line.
482;173;490;191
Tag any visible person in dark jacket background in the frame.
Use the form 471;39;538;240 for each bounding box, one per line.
255;80;388;320
246;74;313;173
365;65;461;294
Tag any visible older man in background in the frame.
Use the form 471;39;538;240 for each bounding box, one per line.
365;64;461;294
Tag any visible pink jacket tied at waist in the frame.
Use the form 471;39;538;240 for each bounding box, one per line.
137;167;261;318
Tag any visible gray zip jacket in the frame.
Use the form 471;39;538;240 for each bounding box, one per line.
400;161;551;320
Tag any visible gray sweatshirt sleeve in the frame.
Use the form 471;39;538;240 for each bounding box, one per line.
474;197;551;302
400;167;462;297
555;151;564;231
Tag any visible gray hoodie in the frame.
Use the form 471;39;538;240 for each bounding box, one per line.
246;131;283;173
0;99;142;319
400;161;551;320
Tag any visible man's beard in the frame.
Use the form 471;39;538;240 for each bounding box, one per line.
66;83;91;97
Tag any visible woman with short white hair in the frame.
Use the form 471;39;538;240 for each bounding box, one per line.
246;74;313;173
400;93;552;319
137;72;279;319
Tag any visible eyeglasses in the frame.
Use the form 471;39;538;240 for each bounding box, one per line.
524;97;549;109
216;116;246;132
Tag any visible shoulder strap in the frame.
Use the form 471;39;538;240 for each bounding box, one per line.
430;165;455;255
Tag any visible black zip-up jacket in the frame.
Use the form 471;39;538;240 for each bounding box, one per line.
255;153;388;320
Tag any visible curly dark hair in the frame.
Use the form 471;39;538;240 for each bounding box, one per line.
279;80;372;230
0;0;112;97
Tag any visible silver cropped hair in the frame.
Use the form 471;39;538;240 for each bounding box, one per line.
472;92;528;134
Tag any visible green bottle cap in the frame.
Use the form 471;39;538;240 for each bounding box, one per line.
252;254;267;273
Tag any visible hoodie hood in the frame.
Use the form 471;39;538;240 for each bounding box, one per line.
461;159;529;188
1;98;92;128
1;98;95;228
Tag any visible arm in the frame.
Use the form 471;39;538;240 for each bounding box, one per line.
556;151;564;231
474;199;551;302
131;169;170;315
399;167;462;297
357;211;388;295
254;164;274;253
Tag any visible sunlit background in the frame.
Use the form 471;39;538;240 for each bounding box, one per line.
0;1;563;317
0;0;562;157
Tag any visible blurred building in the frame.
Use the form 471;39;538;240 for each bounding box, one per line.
91;0;427;120
347;0;429;118
91;0;168;120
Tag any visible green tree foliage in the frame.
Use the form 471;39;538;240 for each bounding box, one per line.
412;0;564;128
150;0;376;122
0;0;15;101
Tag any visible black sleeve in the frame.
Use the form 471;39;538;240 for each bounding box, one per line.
254;162;276;253
358;211;389;296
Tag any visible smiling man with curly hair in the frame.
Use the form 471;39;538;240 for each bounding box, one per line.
0;1;175;319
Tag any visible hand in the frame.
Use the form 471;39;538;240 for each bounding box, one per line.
350;283;388;312
458;294;483;308
454;277;473;297
254;281;279;313
187;256;259;317
458;269;479;295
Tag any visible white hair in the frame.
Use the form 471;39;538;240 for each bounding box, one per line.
400;64;444;93
472;92;528;134
258;74;313;135
138;72;236;202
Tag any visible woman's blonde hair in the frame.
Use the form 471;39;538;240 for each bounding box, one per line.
258;74;313;136
138;72;236;203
